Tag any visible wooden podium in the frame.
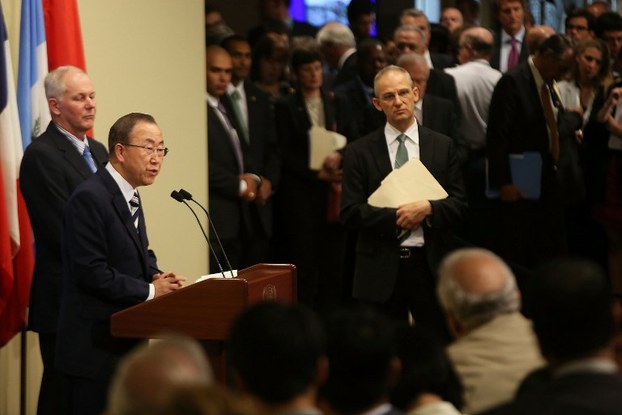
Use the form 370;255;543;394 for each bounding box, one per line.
111;263;296;381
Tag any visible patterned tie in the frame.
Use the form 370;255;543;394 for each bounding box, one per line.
394;134;409;169
540;83;560;162
229;89;249;143
507;37;519;71
83;145;97;173
129;191;140;231
216;100;244;172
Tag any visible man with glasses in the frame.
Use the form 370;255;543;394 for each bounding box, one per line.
341;65;466;341
55;113;185;415
20;65;108;415
565;9;595;44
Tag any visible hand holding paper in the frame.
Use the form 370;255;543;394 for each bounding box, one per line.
309;126;347;170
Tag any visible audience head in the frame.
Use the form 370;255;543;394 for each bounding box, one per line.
205;1;224;28
572;38;609;87
372;65;418;131
533;34;575;82
316;22;356;69
437;248;520;337
221;35;252;85
347;0;376;42
357;38;387;85
250;33;289;86
400;9;432;48
456;0;480;26
587;0;610;18
457;26;494;64
565;8;596;43
525;25;555;55
227;302;327;407
206;45;232;98
595;12;622;61
391;324;463;412
258;0;290;23
290;42;324;92
320;306;399;415
495;0;526;37
106;335;212;415
397;53;429;101
44;65;96;138
529;258;614;365
394;25;426;56
441;7;464;34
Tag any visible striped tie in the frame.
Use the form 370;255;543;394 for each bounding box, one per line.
130;192;140;231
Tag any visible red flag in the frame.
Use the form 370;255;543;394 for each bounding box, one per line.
0;159;14;317
42;0;85;70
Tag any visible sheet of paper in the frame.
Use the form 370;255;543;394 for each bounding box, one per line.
195;269;238;283
309;126;347;170
368;159;448;208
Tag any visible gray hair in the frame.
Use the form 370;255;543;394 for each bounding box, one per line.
437;248;520;331
396;52;429;77
393;24;427;46
373;65;413;96
316;21;356;49
44;65;86;101
400;8;430;28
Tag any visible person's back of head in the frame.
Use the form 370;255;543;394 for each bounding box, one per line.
227;302;327;406
529;258;614;364
320;306;399;415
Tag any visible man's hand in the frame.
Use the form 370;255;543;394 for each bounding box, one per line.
318;151;343;182
396;200;432;231
500;184;525;202
256;177;272;204
240;173;259;201
153;272;186;297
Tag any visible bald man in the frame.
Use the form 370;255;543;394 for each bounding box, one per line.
437;248;544;414
525;25;555;55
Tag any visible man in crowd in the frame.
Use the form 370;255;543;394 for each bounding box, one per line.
316;22;358;89
400;9;453;69
56;113;185;414
565;8;595;44
491;0;529;72
20;65;108;415
441;7;464;34
347;0;375;44
341;65;466;339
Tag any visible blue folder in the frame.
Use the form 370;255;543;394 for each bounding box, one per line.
485;152;542;200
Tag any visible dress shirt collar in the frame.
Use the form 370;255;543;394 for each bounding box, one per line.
423;49;433;69
55;123;90;154
338;47;356;69
554;357;618;378
528;55;547;95
105;162;137;207
227;81;246;98
384;117;419;147
206;93;220;108
501;26;525;44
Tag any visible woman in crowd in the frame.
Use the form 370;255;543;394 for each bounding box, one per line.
250;33;292;103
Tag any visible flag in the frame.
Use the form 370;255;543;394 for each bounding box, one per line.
0;1;35;347
17;0;50;149
42;0;85;71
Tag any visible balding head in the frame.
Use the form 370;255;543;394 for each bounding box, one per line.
526;25;555;55
437;249;520;334
457;26;494;63
206;45;232;97
397;53;429;100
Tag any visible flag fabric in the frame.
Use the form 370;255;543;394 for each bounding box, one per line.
42;0;85;71
17;0;50;149
0;1;35;347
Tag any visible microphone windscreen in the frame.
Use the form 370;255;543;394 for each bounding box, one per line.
179;188;193;200
170;190;184;202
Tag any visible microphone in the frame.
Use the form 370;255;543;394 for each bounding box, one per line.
170;190;227;278
177;188;235;278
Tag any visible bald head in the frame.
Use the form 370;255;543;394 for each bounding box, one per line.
458;26;494;63
526;25;555;55
437;249;520;332
206;45;232;97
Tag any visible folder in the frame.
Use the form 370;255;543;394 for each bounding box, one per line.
485;152;542;200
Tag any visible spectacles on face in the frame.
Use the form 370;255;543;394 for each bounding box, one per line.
396;42;418;51
379;88;412;103
566;24;588;32
122;143;169;157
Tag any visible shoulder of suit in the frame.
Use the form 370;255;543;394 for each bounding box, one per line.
418;124;452;143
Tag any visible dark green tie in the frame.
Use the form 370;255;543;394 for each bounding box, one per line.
394;134;409;169
230;90;248;143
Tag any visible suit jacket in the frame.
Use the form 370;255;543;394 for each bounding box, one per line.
208;97;261;241
19;122;108;333
422;95;468;166
334;76;374;139
431;52;454;70
56;166;158;381
341;125;467;302
333;51;358;89
427;69;460;116
490;30;529;71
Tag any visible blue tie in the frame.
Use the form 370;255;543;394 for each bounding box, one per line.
83;145;97;173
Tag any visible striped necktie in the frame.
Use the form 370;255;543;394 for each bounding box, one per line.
129;192;140;231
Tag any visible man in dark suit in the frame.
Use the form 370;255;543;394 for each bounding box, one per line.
486;34;582;271
206;45;264;272
19;65;108;415
317;21;358;90
490;0;529;72
56;112;185;415
341;65;467;339
221;35;280;265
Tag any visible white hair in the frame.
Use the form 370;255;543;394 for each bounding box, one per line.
317;21;356;49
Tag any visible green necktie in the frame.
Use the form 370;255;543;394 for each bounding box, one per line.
230;90;248;143
394;134;409;169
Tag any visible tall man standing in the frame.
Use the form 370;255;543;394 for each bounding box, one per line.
490;0;529;72
56;113;185;415
20;65;108;415
341;65;466;340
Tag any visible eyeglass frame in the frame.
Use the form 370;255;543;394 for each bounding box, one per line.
120;142;169;157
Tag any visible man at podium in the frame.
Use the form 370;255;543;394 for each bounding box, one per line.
55;113;185;415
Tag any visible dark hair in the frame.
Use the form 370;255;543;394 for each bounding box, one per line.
290;45;323;73
347;0;375;24
528;258;614;361
595;11;622;38
220;34;249;51
565;8;596;32
108;113;156;151
227;302;326;405
391;325;463;411
320;306;398;414
250;33;289;82
536;34;573;59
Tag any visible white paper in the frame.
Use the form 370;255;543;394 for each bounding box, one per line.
309;126;347;170
368;159;448;208
195;269;237;283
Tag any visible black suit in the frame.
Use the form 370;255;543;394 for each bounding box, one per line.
332;51;358;89
421;95;468;166
334;76;374;139
56;166;158;414
491;30;529;72
427;69;460;116
19;122;108;415
341;124;467;334
431;52;454;70
486;62;583;270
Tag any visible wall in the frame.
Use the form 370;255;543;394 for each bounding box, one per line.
0;1;207;413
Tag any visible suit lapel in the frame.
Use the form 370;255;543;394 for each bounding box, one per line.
418;126;434;169
372;129;392;179
48;125;93;179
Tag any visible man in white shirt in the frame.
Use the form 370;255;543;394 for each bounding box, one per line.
490;0;528;72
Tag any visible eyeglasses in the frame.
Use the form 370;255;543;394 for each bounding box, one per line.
121;143;169;157
566;24;588;32
378;88;412;103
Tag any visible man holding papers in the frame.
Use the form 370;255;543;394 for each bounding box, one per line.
341;65;466;341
